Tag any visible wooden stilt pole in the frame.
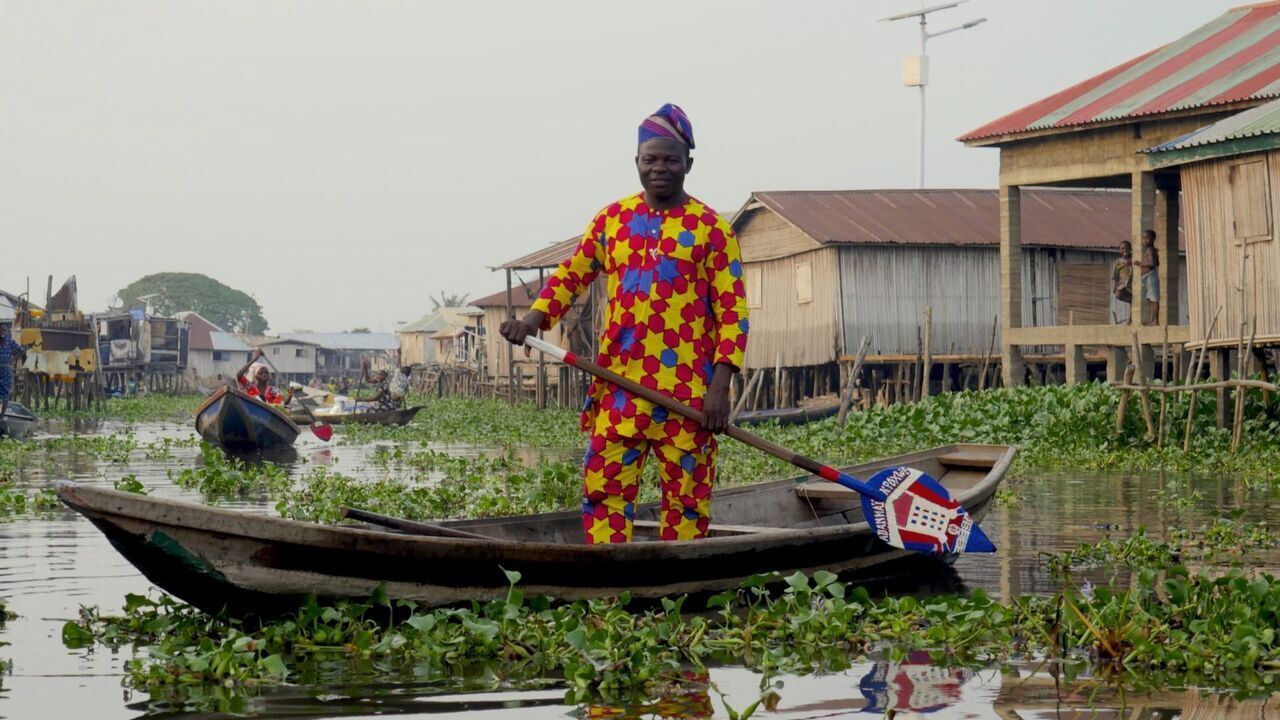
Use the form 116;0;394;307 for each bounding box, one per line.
837;336;871;427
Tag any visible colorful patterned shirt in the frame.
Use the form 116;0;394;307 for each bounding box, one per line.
532;193;749;434
237;375;284;405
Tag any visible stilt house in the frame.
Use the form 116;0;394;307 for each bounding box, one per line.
960;1;1280;385
730;189;1183;385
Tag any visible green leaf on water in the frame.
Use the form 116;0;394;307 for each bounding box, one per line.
61;621;94;648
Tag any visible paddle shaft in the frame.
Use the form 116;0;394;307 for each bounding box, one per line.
342;507;489;540
522;336;882;499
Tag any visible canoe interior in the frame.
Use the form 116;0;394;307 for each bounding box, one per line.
442;444;1007;544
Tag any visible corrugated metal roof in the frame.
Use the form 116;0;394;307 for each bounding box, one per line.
399;311;447;334
471;280;541;309
279;332;399;350
961;2;1280;142
745;189;1161;251
209;332;252;352
494;236;582;270
1145;95;1280;151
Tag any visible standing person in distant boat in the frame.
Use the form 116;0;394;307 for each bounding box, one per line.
1137;229;1160;325
0;324;28;419
499;103;749;545
235;349;290;405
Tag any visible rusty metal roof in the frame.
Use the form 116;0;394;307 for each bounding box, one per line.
470;279;541;309
961;2;1280;143
745;189;1155;251
493;236;581;271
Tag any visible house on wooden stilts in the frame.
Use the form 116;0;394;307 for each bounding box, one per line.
959;1;1280;389
731;189;1183;408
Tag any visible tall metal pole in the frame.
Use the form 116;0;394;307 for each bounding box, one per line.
882;2;986;191
918;16;928;189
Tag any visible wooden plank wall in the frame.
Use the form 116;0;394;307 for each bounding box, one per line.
742;246;841;368
1181;151;1280;345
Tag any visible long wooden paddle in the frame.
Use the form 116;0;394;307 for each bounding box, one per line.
522;335;994;554
257;353;332;442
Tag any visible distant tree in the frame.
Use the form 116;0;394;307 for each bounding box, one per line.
428;292;470;311
349;327;371;334
115;272;268;334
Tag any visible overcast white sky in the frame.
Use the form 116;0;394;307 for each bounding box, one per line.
2;0;1240;331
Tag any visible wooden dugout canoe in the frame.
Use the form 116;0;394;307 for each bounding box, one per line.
285;405;423;427
0;402;37;440
56;443;1013;616
194;386;300;450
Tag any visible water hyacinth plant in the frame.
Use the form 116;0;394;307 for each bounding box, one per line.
62;519;1280;708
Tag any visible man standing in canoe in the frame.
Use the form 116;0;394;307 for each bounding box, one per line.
501;103;749;544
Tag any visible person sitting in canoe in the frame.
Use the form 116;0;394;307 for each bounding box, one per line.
355;359;400;411
235;350;291;405
500;103;749;545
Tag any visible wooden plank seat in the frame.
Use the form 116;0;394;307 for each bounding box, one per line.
937;449;1002;468
632;520;796;536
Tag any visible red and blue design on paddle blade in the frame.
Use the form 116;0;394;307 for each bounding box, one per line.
853;466;995;554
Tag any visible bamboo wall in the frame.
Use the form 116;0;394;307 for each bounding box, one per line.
1181;150;1280;346
742;246;842;369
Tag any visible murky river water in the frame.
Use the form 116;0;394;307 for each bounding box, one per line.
1;419;1277;718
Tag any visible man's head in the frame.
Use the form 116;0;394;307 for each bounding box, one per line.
1142;229;1156;246
636;103;694;203
400;366;411;376
0;324;8;341
1120;240;1132;257
255;366;270;383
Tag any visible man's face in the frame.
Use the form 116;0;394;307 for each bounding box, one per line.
255;367;270;383
1120;242;1131;257
0;325;7;341
636;138;691;201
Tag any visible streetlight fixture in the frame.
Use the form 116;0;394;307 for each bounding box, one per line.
881;1;987;188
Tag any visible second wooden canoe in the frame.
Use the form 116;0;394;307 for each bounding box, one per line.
194;386;300;450
286;405;423;427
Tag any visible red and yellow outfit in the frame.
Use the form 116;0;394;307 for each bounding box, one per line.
532;193;749;543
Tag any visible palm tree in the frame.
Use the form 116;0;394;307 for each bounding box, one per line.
428;292;470;311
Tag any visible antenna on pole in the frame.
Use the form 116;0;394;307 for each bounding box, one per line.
881;1;988;189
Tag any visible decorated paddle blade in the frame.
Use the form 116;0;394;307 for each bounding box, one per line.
838;466;995;554
310;423;333;442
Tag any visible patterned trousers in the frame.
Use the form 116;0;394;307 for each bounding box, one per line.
580;431;717;544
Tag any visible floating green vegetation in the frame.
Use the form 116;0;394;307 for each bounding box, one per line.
168;444;290;501
65;521;1280;707
275;459;585;524
40;394;204;422
0;484;60;520
324;386;1280;495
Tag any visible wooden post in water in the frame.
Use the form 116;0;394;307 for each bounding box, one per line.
505;269;515;406
921;306;932;400
1131;333;1155;441
978;316;996;391
1157;327;1169;448
837;335;870;427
